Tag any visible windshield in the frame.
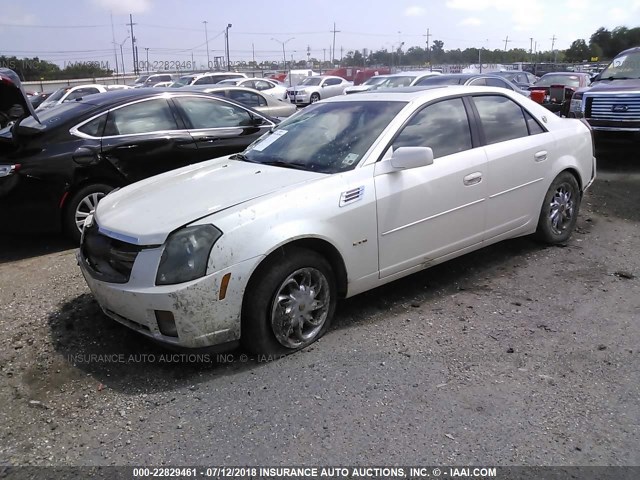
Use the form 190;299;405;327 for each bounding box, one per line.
495;72;517;81
599;50;640;79
218;79;240;85
535;74;582;87
373;76;416;89
364;76;389;86
241;101;406;174
415;76;464;86
299;77;322;86
38;87;69;106
134;75;149;84
19;102;97;132
172;76;195;87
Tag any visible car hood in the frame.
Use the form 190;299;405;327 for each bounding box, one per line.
0;68;40;126
580;78;640;94
94;157;325;245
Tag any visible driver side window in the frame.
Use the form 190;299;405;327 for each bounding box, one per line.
392;98;472;159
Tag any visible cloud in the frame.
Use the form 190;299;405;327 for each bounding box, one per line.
608;7;627;22
404;6;426;16
459;17;483;26
94;0;152;14
446;0;545;30
565;0;590;9
445;0;509;11
0;7;37;26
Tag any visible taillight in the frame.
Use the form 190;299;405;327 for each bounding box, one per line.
0;164;20;178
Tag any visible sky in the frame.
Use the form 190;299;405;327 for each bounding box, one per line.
0;0;638;70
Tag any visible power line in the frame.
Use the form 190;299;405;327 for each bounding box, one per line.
0;22;110;28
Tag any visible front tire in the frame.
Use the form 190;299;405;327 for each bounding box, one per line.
310;93;321;104
63;184;114;243
535;172;581;244
241;247;336;355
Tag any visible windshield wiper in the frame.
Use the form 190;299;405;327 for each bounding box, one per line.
229;153;258;163
601;76;635;81
261;160;310;171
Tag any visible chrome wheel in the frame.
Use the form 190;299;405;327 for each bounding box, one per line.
270;267;331;349
548;183;575;235
75;192;105;232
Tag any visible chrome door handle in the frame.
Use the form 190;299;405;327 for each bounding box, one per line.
534;150;548;162
463;172;482;186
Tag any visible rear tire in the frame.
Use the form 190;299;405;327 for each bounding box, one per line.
535;172;580;244
63;184;114;244
241;247;336;355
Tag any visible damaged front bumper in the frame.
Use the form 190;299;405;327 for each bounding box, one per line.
78;248;262;349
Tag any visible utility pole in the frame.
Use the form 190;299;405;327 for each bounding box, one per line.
252;43;256;66
110;12;118;82
145;47;149;73
340;46;343;64
331;22;340;66
191;52;194;70
503;35;511;51
307;45;310;66
423;28;432;69
225;23;232;71
529;37;534;63
128;14;138;75
203;21;210;69
550;34;557;63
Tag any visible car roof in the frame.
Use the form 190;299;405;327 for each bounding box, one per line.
185;86;265;94
539;72;589;76
387;71;434;77
324;85;522;103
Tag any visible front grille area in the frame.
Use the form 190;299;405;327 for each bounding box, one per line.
587;94;640;121
80;223;142;284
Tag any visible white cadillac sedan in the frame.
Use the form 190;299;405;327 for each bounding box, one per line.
78;86;596;354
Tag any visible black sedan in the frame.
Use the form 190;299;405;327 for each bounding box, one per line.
414;73;530;96
0;88;277;242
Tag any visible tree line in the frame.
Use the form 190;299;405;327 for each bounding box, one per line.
340;25;640;67
0;56;112;81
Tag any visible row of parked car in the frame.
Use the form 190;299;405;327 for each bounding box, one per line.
0;46;637;355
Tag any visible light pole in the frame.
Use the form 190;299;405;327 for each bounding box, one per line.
117;36;129;78
271;37;295;80
225;23;232;71
203;21;210;69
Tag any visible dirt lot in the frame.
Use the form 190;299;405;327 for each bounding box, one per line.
0;154;638;468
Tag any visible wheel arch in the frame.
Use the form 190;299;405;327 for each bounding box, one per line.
245;236;349;300
59;175;124;213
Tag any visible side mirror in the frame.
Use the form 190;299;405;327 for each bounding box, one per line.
390;146;434;170
376;147;434;175
250;116;266;126
72;146;99;166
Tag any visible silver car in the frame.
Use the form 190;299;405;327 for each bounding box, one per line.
186;85;297;117
287;75;352;105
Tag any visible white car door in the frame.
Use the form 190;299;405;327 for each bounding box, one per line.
471;94;555;239
374;97;487;278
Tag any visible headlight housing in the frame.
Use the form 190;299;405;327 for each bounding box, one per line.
569;92;584;118
156;225;222;285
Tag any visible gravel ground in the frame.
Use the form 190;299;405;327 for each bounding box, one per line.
0;154;638;468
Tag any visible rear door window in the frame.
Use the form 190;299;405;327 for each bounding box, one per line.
103;99;178;136
174;96;253;129
473;95;529;144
